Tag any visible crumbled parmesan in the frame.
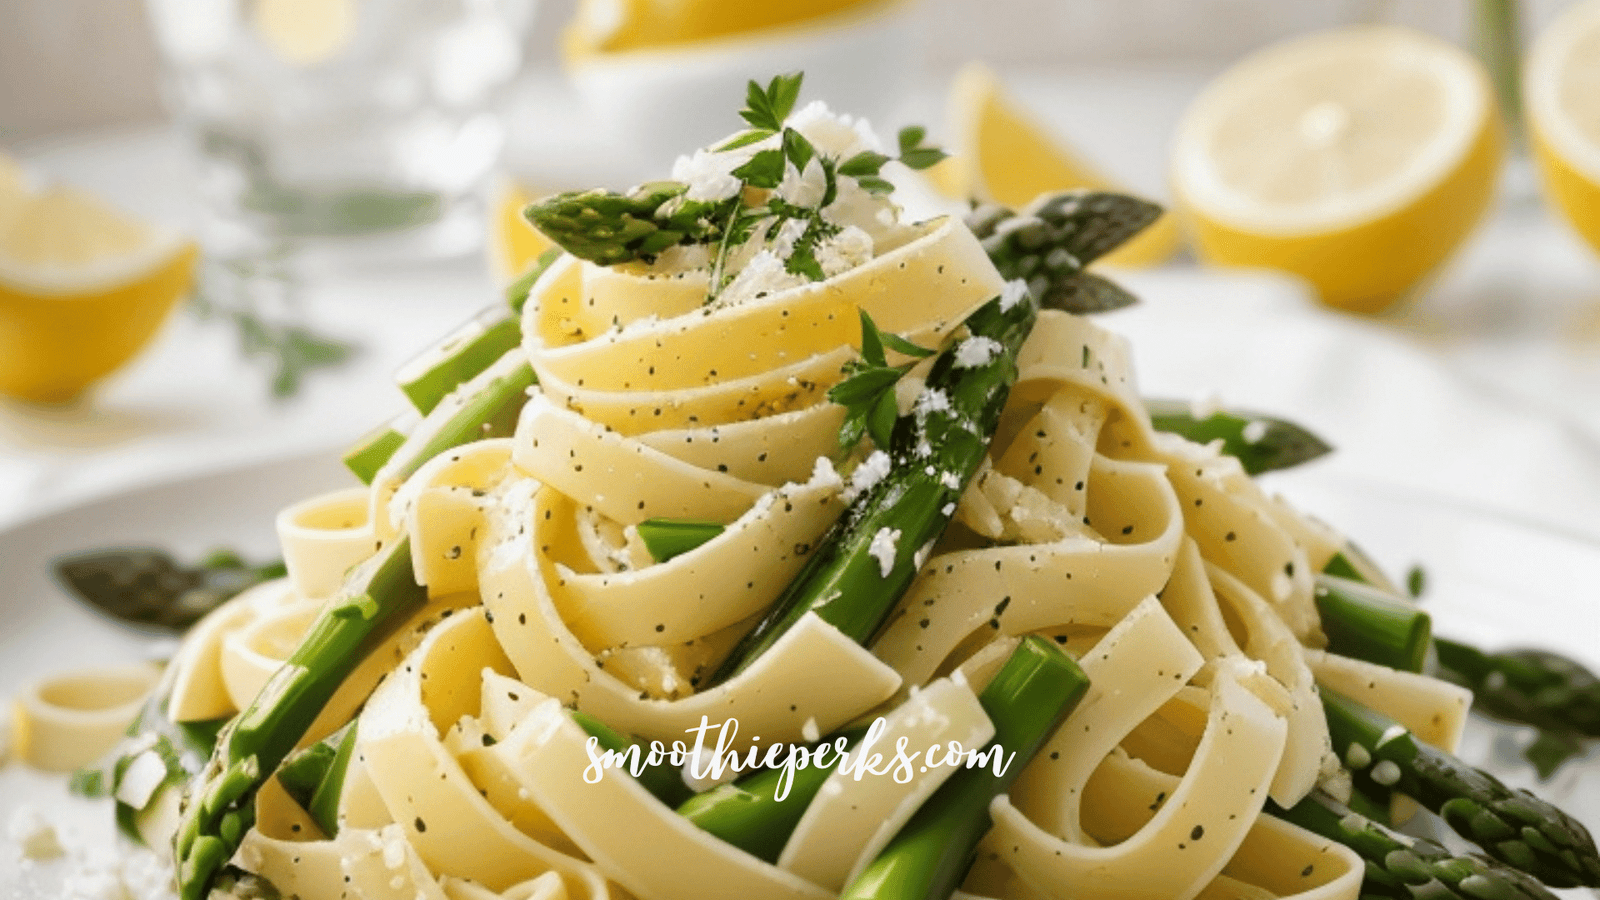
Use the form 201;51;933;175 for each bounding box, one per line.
1370;759;1401;787
953;336;1002;368
913;388;952;418
868;527;901;577
776;155;828;208
671;148;745;202
1376;724;1409;747
1241;419;1269;444
801;717;821;743
844;451;892;502
999;279;1029;310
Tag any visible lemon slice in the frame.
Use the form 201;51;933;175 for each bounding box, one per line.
487;180;553;283
564;0;893;56
0;172;198;403
1527;0;1600;257
929;62;1180;268
1171;25;1504;314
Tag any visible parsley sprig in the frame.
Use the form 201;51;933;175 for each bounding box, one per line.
827;309;936;451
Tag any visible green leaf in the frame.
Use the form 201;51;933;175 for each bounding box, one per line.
70;767;109;799
856;309;887;367
897;125;927;155
898;146;949;171
856;176;894;195
782;128;816;175
880;330;934;359
837;409;867;452
867;389;899;450
740;72;804;132
733;148;787;189
717;128;776;152
838;151;890;178
827;367;903;407
637;518;727;563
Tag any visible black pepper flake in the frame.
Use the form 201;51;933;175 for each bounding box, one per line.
415;817;427;833
1190;825;1204;841
1301;864;1314;877
656;623;665;632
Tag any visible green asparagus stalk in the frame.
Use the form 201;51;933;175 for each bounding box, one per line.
342;415;412;484
1434;638;1600;738
1321;687;1600;887
396;308;524;415
964;191;1161;315
570;710;694;807
707;192;1158;684
838;635;1091;900
275;721;358;836
1146;400;1334;475
707;287;1036;684
174;538;428;900
1313;574;1433;674
1270;791;1561;900
386;356;536;482
524;181;730;267
677;725;867;862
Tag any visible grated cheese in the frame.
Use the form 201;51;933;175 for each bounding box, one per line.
868;527;902;577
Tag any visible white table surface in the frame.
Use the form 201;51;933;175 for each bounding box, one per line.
4;67;1600;547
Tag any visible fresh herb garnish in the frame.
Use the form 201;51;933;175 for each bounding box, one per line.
828;309;936;452
523;71;950;303
636;518;727;563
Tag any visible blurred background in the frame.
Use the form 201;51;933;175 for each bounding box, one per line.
2;0;1600;548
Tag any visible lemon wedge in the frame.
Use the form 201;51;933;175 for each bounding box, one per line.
1527;0;1600;258
0;166;198;403
928;62;1180;268
564;0;894;56
1171;25;1504;314
488;180;553;283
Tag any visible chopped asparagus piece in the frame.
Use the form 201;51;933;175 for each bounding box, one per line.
396;308;523;415
342;415;413;485
635;518;726;563
838;636;1091;900
506;246;564;315
1313;574;1433;674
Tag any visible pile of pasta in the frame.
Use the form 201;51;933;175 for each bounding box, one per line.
155;212;1472;900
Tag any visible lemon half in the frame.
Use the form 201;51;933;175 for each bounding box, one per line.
488;181;553;283
564;0;895;57
0;170;197;403
1527;0;1600;258
929;62;1181;268
1171;26;1504;314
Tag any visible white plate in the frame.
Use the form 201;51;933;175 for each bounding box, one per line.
0;456;1597;894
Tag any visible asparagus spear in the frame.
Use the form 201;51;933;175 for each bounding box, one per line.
707;287;1035;684
838;636;1091;900
174;538;428;900
523;182;729;266
708;192;1158;684
506;246;563;315
275;721;358;836
1270;791;1562;900
1313;574;1433;674
1434;638;1600;738
964;191;1161;315
635;518;727;563
1146;400;1334;475
1321;687;1600;887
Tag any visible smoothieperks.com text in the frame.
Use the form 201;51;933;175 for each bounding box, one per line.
582;715;1012;800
